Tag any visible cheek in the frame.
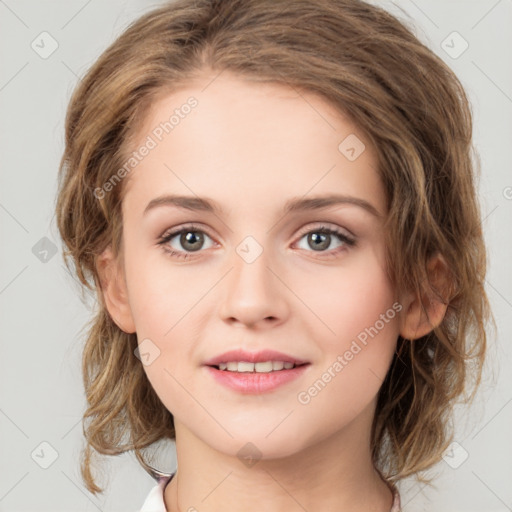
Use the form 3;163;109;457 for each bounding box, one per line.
123;243;211;390
295;298;398;440
300;248;397;344
124;242;206;337
296;249;399;403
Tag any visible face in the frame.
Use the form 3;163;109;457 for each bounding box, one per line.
106;71;404;459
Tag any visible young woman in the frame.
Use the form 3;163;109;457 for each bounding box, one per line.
55;1;492;510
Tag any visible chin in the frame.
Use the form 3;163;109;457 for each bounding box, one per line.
205;430;308;462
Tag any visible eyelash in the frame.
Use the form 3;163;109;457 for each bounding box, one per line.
157;223;356;260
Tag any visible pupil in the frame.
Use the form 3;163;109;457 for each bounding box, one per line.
310;232;329;251
182;231;203;251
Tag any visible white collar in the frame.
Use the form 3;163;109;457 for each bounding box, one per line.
139;474;174;512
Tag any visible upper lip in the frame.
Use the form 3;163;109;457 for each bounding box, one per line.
203;349;309;367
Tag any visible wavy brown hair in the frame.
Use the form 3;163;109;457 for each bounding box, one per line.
55;0;494;495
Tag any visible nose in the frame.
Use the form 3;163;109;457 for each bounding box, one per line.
219;243;289;329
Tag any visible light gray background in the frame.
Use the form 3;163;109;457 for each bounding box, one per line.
0;1;511;511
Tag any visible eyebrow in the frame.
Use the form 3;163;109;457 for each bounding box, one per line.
143;193;382;218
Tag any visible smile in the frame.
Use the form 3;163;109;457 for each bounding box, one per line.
205;362;311;393
215;360;300;372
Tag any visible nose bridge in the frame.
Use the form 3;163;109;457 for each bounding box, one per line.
233;234;271;287
220;233;287;326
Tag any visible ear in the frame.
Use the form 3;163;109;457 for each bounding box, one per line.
398;253;452;340
96;246;136;334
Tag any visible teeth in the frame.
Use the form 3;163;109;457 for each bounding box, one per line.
217;361;297;372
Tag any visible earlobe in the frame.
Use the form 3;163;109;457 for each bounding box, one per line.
399;253;451;341
96;247;136;334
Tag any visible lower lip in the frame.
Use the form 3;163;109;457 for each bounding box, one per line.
204;364;310;394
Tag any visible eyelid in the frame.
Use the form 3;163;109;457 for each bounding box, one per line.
159;221;354;243
295;221;355;239
159;222;216;240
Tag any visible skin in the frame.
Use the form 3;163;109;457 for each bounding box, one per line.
98;70;448;512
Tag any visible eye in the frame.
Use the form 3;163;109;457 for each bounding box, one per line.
157;224;215;260
157;223;356;261
294;225;356;256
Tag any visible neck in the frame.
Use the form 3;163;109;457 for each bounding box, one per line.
163;402;394;512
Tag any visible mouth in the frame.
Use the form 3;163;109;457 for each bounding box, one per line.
203;348;310;368
208;361;310;373
202;349;311;393
204;361;311;394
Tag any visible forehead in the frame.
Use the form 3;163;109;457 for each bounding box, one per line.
122;71;385;218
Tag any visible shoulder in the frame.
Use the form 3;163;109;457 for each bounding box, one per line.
139;473;175;512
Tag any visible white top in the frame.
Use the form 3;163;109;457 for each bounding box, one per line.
139;473;174;512
139;472;402;511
